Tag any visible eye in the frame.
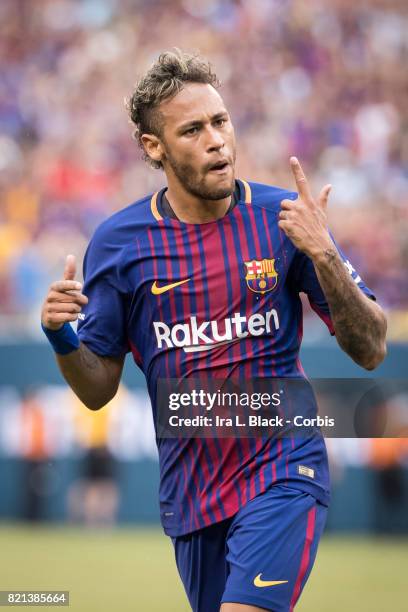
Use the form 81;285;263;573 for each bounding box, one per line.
214;118;226;127
184;126;199;136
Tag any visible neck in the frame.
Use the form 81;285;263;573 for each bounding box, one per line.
165;177;232;224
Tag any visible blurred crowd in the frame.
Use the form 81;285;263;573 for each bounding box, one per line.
0;0;407;339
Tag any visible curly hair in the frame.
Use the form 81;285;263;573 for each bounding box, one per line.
126;50;220;169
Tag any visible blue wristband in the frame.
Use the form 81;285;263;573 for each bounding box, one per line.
41;322;80;355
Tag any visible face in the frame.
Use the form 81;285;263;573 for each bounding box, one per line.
148;83;236;200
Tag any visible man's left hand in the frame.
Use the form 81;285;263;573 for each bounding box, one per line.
278;157;334;260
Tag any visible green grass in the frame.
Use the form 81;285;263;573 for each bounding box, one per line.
0;526;407;611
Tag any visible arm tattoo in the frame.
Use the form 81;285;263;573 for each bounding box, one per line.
77;342;101;371
313;248;387;369
56;342;124;409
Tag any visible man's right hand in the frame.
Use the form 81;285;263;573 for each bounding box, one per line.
41;254;89;330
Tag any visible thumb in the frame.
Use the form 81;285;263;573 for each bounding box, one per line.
64;254;77;281
318;184;332;211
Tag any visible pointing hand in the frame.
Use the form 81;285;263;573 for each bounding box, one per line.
278;157;334;260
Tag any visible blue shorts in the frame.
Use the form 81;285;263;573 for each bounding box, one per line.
172;485;328;612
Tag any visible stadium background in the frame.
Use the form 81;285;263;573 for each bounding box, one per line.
0;0;407;610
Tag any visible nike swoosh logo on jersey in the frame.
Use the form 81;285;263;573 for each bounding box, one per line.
253;574;288;588
151;279;191;295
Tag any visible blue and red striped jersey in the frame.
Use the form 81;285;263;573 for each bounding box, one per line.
77;180;375;536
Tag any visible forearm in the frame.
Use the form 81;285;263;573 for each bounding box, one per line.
278;156;387;369
41;256;125;408
56;342;124;410
312;247;387;370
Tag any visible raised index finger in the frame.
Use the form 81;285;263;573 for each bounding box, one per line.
290;156;313;202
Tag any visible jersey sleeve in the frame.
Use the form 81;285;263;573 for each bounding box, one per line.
289;234;376;335
77;225;130;356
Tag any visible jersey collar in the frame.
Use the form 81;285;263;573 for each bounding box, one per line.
150;179;251;221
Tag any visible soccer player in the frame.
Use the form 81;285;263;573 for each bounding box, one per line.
41;51;387;612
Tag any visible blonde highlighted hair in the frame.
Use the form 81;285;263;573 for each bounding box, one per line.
126;49;220;169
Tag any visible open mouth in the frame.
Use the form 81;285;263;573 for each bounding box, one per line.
208;160;230;173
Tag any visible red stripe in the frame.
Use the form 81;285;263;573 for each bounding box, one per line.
186;441;210;529
233;207;261;500
213;439;241;512
249;460;257;500
171;221;195;378
129;340;142;368
180;448;199;532
128;238;144;368
290;506;317;611
221;218;249;506
248;207;262;261
194;224;226;524
259;460;266;492
295;313;306;376
204;440;225;524
277;438;282;461
278;211;289;267
147;227;170;379
159;221;181;376
221;219;244;377
186;225;207;355
198;223;229;362
234;206;253;382
197;440;222;523
261;207;277;377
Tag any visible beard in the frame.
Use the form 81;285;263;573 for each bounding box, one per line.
164;148;236;201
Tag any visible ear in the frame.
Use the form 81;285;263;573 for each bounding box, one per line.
140;133;164;164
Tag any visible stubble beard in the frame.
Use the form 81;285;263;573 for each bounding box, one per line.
165;151;236;201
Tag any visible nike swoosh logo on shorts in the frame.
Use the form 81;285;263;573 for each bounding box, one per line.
253;574;288;588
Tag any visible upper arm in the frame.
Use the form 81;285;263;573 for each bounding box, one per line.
77;226;131;357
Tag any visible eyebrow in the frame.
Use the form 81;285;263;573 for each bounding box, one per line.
178;112;228;132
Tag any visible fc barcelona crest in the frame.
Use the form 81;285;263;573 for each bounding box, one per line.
244;258;278;294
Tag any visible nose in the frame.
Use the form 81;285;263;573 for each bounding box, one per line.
205;125;225;152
